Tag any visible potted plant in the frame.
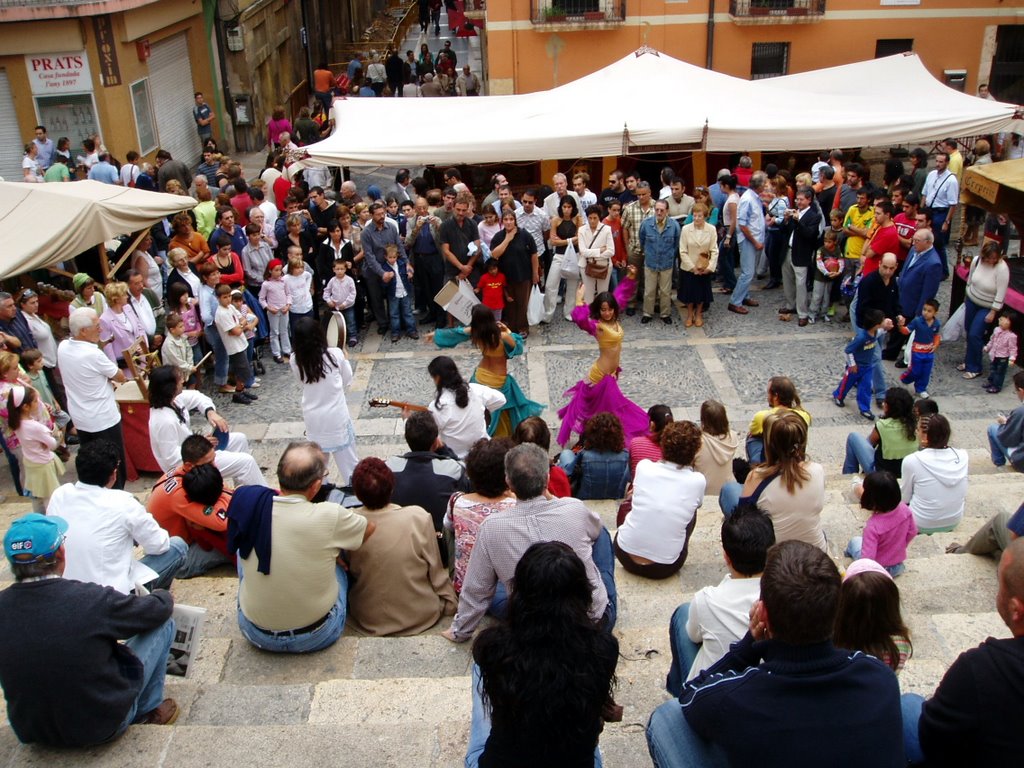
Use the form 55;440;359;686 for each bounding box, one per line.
543;7;567;21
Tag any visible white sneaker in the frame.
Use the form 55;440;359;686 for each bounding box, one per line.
249;382;261;389
917;391;929;398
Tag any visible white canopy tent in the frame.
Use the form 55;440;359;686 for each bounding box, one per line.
0;180;196;280
298;49;1018;168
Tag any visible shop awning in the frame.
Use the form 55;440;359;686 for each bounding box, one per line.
960;159;1024;215
0;180;196;280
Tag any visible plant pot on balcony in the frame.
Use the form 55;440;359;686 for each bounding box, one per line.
748;7;770;14
788;7;809;15
544;13;567;22
583;11;605;20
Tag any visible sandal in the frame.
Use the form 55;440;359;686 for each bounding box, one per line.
955;363;967;372
962;371;982;379
685;317;694;328
694;317;704;327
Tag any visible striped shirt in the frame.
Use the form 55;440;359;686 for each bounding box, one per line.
629;434;663;480
448;495;607;641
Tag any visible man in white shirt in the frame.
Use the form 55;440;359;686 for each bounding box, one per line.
665;505;775;693
543;173;582;219
515;188;551;257
57;307;128;488
47;440;186;594
125;270;164;350
920;151;960;279
572;172;598;209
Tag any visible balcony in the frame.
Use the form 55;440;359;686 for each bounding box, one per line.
729;0;827;26
530;0;626;28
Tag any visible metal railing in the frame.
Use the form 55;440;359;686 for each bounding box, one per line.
530;0;627;24
730;0;826;17
329;1;418;69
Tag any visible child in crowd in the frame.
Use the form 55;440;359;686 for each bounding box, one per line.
983;310;1018;393
259;258;292;363
161;313;198;387
809;230;845;324
167;282;203;366
834;308;885;420
913;398;939;447
232;290;258;368
898;298;941;399
384;243;418;343
7;386;63;512
833;559;913;673
475;259;512;321
283;252;314;333
827;209;850;319
214;284;258;405
845;470;917;577
513;415;571;498
694;400;739;495
18;349;70;456
323;258;359;347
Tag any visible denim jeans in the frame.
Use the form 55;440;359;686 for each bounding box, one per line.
717;238;737;291
389;293;417;336
843;431;876;474
718;481;742;516
964;298;991;374
341;306;359;339
466;664;603;768
729;238;759;305
267;311;292;357
204;325;229;386
844;536;905;577
113;617;176;736
745;435;764;464
987;423;1013;467
901;692;925;765
665;603;701;697
177;542;232;579
237;563;348;653
989;357;1010;390
140;536;188;591
647;699;729;768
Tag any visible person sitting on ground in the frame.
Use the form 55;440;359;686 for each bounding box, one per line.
615;421;705;579
147;366;266;488
147;435;234;579
465;541;619;768
446;438;517;595
426;355;506;460
900;414;968;533
0;513;178;747
843;387;918;477
346;457;456;636
665;504;775;694
558;411;631;500
232;441;374;653
833;559;913;674
47;440;187;594
914;397;939;447
444;443;618;641
902;537;1024;767
988;370;1024;473
386;410;469;564
947;499;1023;559
646;540;904;768
846;470;917;577
512;415;570;497
720;411;827;552
745;376;811;463
694;400;739;495
628;404;674;481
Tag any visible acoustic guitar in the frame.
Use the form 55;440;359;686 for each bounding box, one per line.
367;397;428;412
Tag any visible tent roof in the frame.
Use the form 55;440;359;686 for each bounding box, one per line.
301;49;1018;167
0;180;196;280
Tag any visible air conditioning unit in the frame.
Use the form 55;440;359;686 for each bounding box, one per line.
226;25;244;52
943;69;967;92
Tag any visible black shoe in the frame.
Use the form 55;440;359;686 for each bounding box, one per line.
894;359;908;369
860;410;875;421
763;280;782;290
641;315;652;324
626;308;636;316
833;395;845;408
66;433;80;445
662;316;672;325
377;326;388;336
232;394;252;405
243;391;258;401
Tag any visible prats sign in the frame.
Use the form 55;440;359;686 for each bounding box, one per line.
25;52;93;95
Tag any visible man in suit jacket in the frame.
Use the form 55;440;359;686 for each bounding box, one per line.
887;228;943;362
781;188;823;327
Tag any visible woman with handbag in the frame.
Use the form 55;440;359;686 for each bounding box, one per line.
489;211;540;336
545;195;584;323
577;205;614;304
678;202;719;328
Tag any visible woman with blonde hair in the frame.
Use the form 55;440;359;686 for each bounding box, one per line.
98;282;148;367
678;202;719;327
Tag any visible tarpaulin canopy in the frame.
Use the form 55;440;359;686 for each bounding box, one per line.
961;159;1024;214
299;49;1018;167
0;180;196;280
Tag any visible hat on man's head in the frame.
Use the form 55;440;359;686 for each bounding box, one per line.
843;558;892;583
73;272;95;292
4;513;68;565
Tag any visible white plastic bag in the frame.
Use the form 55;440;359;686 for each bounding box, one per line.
527;285;544;326
941;303;966;342
559;240;579;280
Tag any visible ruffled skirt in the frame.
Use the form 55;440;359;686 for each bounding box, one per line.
557;369;649;447
472;367;544;438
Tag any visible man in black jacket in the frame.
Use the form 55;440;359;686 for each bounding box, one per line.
853;252;899;407
0;513;177;747
903;537;1024;766
779;188;823;327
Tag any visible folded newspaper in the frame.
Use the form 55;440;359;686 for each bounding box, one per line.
167;603;207;678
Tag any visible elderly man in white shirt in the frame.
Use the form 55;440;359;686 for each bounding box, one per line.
147;366;266;487
47;439;187;593
543;173;582;219
57;307;128;488
126;270;164;349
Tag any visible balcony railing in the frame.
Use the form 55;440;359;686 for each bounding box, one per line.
530;0;626;25
730;0;826;22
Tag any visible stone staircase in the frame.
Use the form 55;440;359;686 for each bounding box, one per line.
0;447;1018;767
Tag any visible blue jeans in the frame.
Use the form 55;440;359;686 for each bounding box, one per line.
844;536;905;577
341;306;359;339
901;692;925;765
237;563;348;653
843;431;875;474
964;298;991;374
389;293;417;336
177;542;232;579
647;699;729;768
719;481;742;516
987;423;1013;467
872;330;888;400
140;537;188;591
113;617;175;736
204;325;229;386
729;238;758;305
834;364;874;413
665;603;700;697
466;664;602;768
745;435;764;464
988;357;1010;390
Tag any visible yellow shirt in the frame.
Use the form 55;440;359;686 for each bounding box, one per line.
843;205;874;261
748;405;812;438
947;150;964;183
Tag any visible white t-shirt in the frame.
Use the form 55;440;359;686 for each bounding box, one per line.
215;303;249;355
428;382;506;459
56;338;120;432
149;390;216;472
685;574;762;681
615;460;704;564
290;348;355;450
25;313;57;367
284;271;313;313
119;163;140;186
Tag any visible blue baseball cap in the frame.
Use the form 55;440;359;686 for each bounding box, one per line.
4;513;68;565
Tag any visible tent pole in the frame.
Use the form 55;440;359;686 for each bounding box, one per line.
46;267;74;279
108;230;149;277
98;245;110;282
706;0;715;70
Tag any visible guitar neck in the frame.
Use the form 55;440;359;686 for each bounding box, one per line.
370;398;428;412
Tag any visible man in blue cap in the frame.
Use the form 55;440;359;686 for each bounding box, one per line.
0;513;178;747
